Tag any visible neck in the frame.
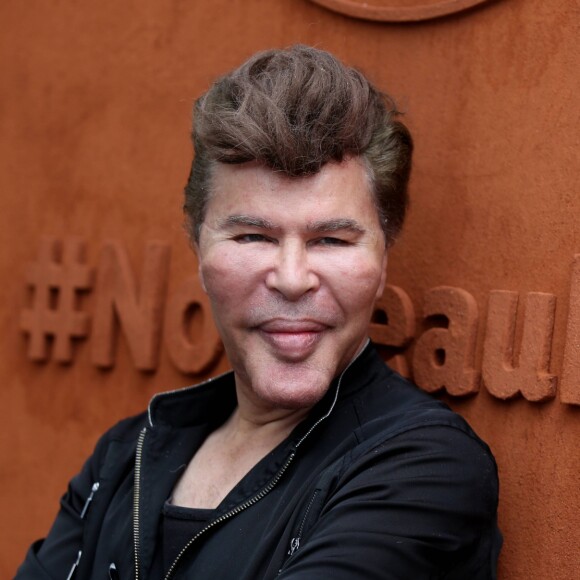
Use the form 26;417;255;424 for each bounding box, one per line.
223;395;311;447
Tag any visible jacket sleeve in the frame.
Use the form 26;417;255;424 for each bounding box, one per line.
14;427;116;579
278;425;501;580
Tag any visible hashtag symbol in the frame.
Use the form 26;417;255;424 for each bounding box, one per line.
20;237;93;362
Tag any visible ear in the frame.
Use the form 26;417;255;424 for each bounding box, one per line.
375;250;388;300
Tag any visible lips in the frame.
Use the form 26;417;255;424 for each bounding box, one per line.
257;319;328;360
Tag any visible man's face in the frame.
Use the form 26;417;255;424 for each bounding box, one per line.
196;157;387;412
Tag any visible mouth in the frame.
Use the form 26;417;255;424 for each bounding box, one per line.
257;319;329;360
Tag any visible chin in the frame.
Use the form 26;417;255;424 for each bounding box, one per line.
255;365;334;410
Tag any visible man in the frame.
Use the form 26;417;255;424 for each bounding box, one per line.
17;45;501;579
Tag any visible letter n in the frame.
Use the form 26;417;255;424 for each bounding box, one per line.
91;240;170;371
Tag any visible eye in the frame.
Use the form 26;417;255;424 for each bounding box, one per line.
232;233;273;244
314;237;350;247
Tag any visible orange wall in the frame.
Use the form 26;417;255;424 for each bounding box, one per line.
1;0;578;577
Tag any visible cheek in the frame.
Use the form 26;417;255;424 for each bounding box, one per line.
200;251;261;303
329;262;385;311
338;265;382;329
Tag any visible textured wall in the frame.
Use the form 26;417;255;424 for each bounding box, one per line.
1;0;578;577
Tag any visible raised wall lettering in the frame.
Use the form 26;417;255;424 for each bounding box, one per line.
369;284;415;347
164;274;223;375
560;255;580;405
91;240;170;371
369;284;415;378
412;286;480;396
20;237;93;362
482;291;557;402
19;238;580;402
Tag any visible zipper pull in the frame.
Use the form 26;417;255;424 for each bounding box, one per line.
65;550;82;580
109;562;120;580
288;537;300;556
80;482;100;519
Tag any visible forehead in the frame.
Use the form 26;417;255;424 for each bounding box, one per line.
206;158;380;227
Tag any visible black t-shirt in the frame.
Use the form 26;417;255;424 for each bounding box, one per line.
150;500;216;576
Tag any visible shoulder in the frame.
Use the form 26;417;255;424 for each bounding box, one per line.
93;409;149;447
83;410;149;477
340;349;499;503
288;371;501;578
349;354;479;444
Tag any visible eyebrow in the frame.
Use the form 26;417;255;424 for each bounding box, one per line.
306;218;365;235
217;215;276;230
218;215;365;235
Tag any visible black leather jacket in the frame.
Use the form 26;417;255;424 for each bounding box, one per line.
16;343;502;579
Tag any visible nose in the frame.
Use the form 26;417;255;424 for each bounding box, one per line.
265;240;319;300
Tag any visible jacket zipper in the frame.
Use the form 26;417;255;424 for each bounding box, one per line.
65;480;100;579
163;345;351;580
163;450;296;580
133;428;147;580
288;489;319;556
136;343;367;580
65;550;82;580
109;562;120;580
80;481;100;519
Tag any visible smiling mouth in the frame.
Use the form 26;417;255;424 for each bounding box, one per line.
257;320;328;359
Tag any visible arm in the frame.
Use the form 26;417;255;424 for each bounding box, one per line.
279;425;501;579
15;428;116;579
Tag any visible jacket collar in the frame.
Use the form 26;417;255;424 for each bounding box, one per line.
147;340;388;431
